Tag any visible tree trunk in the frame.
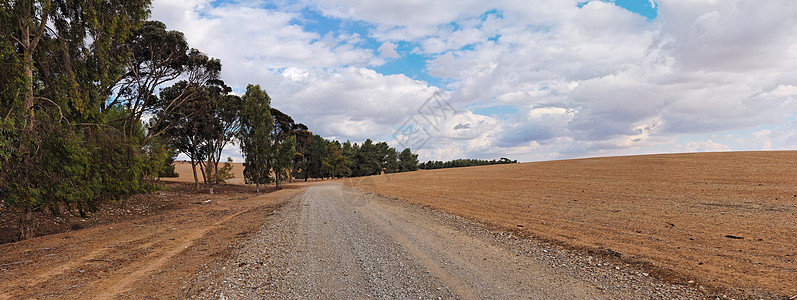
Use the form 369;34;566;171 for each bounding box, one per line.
23;52;34;129
19;0;50;132
191;158;200;190
20;11;35;131
255;183;260;194
198;160;206;183
18;207;35;240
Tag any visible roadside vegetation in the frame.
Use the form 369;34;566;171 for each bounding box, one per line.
0;1;423;241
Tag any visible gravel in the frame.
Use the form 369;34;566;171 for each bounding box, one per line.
193;183;703;299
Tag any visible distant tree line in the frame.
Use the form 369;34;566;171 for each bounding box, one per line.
233;84;421;190
419;158;518;170
298;137;419;181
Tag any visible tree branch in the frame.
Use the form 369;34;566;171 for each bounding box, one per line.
33;96;66;123
29;0;51;53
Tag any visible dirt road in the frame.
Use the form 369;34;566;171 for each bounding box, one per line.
0;184;300;299
350;151;797;298
201;183;699;299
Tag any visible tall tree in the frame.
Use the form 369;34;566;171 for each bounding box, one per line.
0;0;152;240
383;147;399;174
398;148;419;172
273;135;296;189
0;0;52;130
305;134;328;180
322;141;349;178
155;81;206;189
353;139;382;176
198;82;240;194
291;124;311;182
156;79;239;194
238;84;273;193
111;21;220;141
340;141;355;177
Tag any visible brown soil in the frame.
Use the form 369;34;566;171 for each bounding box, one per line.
0;182;303;299
170;161;247;185
346;151;797;298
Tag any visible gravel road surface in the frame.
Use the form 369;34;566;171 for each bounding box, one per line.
199;183;701;299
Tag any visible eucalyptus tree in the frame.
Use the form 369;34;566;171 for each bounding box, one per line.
273;135;296;189
239;84;273;193
200;82;240;194
157;79;239;194
0;0;152;240
110;21;220;142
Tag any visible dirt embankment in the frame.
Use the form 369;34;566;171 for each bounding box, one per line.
0;183;302;299
348;151;797;298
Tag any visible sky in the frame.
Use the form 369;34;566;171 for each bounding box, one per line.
150;0;797;162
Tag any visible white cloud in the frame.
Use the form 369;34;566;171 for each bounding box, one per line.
151;0;382;89
377;42;400;59
270;67;439;142
154;0;797;162
675;139;731;153
420;0;797;159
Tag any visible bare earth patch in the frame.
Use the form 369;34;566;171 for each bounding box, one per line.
0;183;302;299
346;151;797;298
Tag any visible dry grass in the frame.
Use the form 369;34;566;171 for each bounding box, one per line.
348;151;797;297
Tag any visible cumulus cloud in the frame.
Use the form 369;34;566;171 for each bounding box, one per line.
377;42;400;59
269;67;438;142
420;0;797;159
150;0;381;89
153;0;797;162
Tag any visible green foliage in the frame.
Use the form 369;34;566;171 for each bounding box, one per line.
352;139;382;176
0;0;176;239
383;147;399;173
157;79;240;193
239;84;274;187
398;148;419;172
1;117;157;222
198;83;240;191
157;148;179;178
322;141;349;178
418;157;518;170
300;136;421;179
304;134;329;179
0;41;24;114
145;135;178;178
274;135;296;188
209;157;235;184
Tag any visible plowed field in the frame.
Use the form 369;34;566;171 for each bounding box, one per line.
347;151;797;297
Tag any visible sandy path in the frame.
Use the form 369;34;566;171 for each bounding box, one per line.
0;186;300;299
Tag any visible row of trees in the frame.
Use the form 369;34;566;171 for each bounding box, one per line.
235;85;421;189
0;0;234;239
0;0;483;241
299;137;419;180
419;158;517;170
